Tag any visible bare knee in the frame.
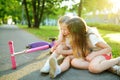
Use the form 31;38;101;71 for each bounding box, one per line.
63;56;71;65
71;58;82;68
62;56;70;67
88;64;102;73
71;58;77;68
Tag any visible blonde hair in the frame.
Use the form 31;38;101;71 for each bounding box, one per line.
66;17;89;58
57;15;72;42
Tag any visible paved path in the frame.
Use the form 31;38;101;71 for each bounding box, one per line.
0;24;120;80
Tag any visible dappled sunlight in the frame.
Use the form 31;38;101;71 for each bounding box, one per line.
109;0;120;13
104;33;120;42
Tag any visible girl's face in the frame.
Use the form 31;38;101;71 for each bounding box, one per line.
60;23;70;36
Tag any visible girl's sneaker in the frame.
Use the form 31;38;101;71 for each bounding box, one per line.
49;57;61;78
40;66;49;73
109;65;120;76
40;60;50;73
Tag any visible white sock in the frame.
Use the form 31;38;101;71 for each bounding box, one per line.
51;52;58;58
53;58;61;77
55;65;61;76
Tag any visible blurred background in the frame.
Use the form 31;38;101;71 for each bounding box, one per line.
0;0;120;28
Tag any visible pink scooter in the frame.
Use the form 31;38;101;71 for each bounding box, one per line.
8;38;55;69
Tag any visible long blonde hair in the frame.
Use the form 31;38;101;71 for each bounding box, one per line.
66;17;89;58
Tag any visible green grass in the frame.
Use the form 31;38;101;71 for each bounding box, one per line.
18;24;120;58
18;25;59;42
88;23;120;32
98;29;120;58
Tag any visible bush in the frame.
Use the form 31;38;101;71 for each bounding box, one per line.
87;23;120;32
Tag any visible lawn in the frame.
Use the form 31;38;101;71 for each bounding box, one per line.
18;25;59;41
18;24;120;58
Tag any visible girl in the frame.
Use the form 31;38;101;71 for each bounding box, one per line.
67;17;120;72
40;15;74;78
49;16;120;78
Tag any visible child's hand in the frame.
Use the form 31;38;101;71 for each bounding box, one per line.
50;46;56;52
50;40;60;52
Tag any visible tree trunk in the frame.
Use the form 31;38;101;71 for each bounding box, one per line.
32;0;45;28
39;0;45;28
2;17;4;24
78;0;83;17
32;0;41;28
23;0;31;28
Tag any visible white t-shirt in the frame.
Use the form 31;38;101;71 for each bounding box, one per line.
89;34;103;47
87;27;106;51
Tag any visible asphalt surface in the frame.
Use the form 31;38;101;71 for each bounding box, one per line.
0;24;120;80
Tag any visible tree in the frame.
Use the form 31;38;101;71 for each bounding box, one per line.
31;0;45;28
23;0;31;28
0;0;23;24
22;0;62;28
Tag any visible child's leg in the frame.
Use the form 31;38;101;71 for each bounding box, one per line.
59;56;71;72
40;51;60;73
71;58;89;69
49;56;71;78
88;55;120;73
40;44;65;73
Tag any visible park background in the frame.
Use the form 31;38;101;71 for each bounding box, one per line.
0;0;120;57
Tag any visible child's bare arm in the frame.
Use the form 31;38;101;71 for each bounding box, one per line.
54;43;73;56
61;49;73;56
86;42;111;61
50;40;62;52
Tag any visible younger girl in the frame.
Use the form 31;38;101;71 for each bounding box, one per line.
40;15;74;78
48;16;120;78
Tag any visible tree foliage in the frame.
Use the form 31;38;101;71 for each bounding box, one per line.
22;0;63;28
0;0;115;26
0;0;22;24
